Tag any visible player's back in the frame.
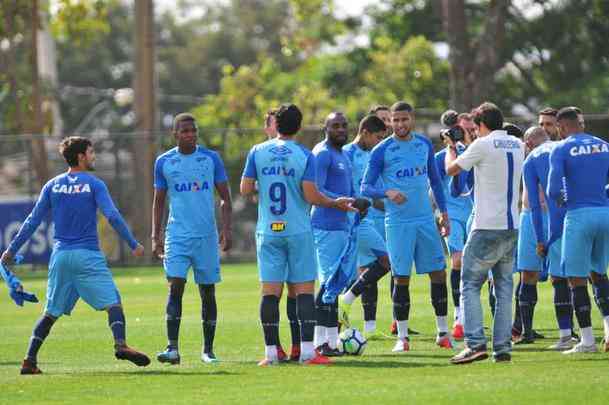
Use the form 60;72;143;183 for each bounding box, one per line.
554;133;609;210
344;142;384;222
248;138;314;236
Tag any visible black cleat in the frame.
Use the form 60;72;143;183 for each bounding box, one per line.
20;359;42;375
115;345;151;367
532;330;545;339
493;352;512;363
513;335;535;345
317;343;343;357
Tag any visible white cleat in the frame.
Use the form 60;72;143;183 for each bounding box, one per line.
562;342;598;355
391;338;410;353
201;351;220;364
548;336;575;351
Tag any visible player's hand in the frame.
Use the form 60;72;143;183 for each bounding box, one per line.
132;244;145;257
385;190;406;205
353;198;371;218
152;238;165;260
333;197;357;212
536;242;546;258
1;250;14;265
438;212;450;237
220;228;232;252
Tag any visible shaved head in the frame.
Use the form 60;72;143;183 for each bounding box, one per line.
324;111;349;148
524;126;549;151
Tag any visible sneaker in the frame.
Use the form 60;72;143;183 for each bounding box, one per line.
301;352;332;365
532;330;545;339
257;357;279;367
289;345;301;362
20;359;42;375
450;347;489;364
571;330;580;342
513;335;535;345
115;345;151;367
317;343;343;357
436;333;455;349
337;295;352;328
201;351;219;364
452;324;464;340
562;342;598;355
363;330;384;341
493;352;512;363
548;336;575;350
156;347;180;365
277;346;288;363
391;338;410;353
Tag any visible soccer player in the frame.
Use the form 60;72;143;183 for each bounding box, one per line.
153;113;232;365
338;115;391;339
538;108;560;141
362;101;452;352
240;103;355;366
264;108;278;139
1;136;150;375
369;105;392;140
435;113;475;340
548;107;609;354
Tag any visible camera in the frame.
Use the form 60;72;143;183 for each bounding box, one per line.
440;109;464;143
441;126;465;143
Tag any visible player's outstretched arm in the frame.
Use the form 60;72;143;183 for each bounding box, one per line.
302;180;356;212
215;181;233;252
94;179;139;251
151;188;167;259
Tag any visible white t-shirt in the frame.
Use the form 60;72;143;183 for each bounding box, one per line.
455;130;524;231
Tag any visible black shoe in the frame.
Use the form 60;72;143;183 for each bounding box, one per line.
450;346;489;365
532;330;545;339
571;330;580;341
513;335;535;345
115;345;151;367
20;359;42;375
493;352;512;363
317;343;343;357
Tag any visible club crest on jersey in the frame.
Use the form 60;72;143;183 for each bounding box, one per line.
337;162;346;170
174;181;209;192
52;183;91;194
269;146;292;156
270;222;286;232
67;175;78;183
570;143;608;156
169;158;180;165
261;166;295;177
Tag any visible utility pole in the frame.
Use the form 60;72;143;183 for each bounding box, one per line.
133;0;157;255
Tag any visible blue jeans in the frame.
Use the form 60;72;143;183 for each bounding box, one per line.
462;229;517;356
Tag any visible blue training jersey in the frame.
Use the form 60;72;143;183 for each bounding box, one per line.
523;140;565;245
8;172;138;254
242;138;316;236
343;142;384;221
435;147;473;223
311;140;353;231
154;145;228;240
362;133;446;224
548;133;609;211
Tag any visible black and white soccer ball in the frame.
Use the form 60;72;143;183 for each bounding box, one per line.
338;328;367;355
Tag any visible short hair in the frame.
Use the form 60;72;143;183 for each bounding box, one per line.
440;110;459;127
457;112;473;121
556;107;580;122
538;107;557;117
503;122;524;139
390;101;414;113
524;126;547;142
59;136;92;167
472;102;503;131
368;105;390;114
275;104;302;136
265;108;278;127
173;113;196;132
359;114;386;134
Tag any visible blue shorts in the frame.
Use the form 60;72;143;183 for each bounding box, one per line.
547;236;563;277
517;210;546;272
313;228;353;284
447;218;468;254
46;249;121;317
561;207;609;278
370;214;386;241
164;234;221;284
256;231;317;283
386;218;446;277
356;219;388;268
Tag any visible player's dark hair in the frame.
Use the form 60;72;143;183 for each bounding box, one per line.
59;136;92;167
503;122;524;139
368;104;390;114
538;107;557;117
359;114;386;134
472;102;503;131
556;107;580;122
265;108;278;127
172;113;196;132
275;104;302;136
390;101;414;113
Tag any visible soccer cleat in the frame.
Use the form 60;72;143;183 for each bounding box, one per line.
288;345;301;362
115;345;151;367
317;343;343;357
532;330;545;339
493;352;512;363
450;347;489;365
20;359;42;375
436;333;455;349
452;323;464;340
363;330;384;341
337;296;352;328
513;335;535;345
548;336;575;350
391;338;410;353
390;320;397;335
301;353;332;365
277;346;288;363
201;351;219;364
562;342;598;355
156;347;180;365
257;358;279;367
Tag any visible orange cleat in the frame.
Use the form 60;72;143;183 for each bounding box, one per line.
20;359;42;375
289;345;301;362
277;346;288;363
436;333;455;349
301;353;332;365
452;324;464;340
390;320;397;336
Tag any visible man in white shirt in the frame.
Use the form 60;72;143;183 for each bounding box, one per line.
444;102;525;364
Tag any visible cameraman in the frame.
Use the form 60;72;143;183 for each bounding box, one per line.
444;102;525;364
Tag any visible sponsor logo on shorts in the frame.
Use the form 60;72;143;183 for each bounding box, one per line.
270;222;286;232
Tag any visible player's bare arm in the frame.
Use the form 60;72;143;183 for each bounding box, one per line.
152;188;167;259
216;181;233;252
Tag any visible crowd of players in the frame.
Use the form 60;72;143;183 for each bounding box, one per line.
2;99;609;373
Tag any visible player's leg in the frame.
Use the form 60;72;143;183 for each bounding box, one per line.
589;216;609;351
549;276;576;349
21;313;57;375
198;284;218;362
286;284;301;360
447;219;466;339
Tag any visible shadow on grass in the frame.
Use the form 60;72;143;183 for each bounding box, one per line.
0;361;23;366
367;353;453;360
332;359;451;368
66;369;240;377
511;347;558;353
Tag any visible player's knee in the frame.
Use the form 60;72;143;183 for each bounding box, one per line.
521;271;539;284
169;279;186;296
42;312;58;323
451;252;462;269
394;276;409;286
429;270;446;283
198;283;215;299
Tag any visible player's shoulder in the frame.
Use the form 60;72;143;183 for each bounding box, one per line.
312;140;329;156
196;145;223;161
155;147;178;164
413;132;433;147
435;146;447;159
371;136;394;155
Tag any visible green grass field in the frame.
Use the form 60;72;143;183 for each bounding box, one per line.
1;264;608;404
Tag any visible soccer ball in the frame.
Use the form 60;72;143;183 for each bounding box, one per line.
338;328;367;355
